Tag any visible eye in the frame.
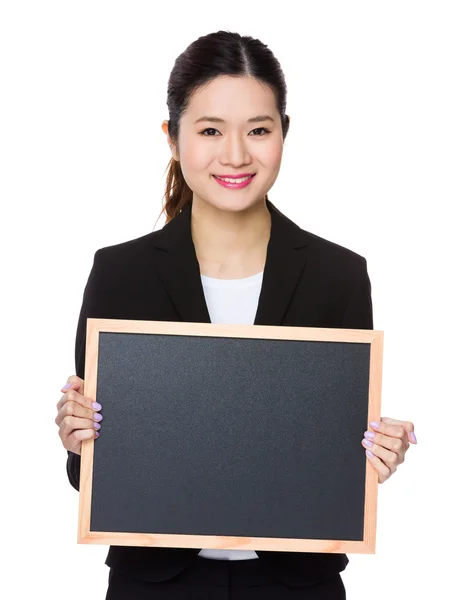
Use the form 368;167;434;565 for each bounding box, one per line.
249;128;270;136
199;128;221;136
199;127;271;136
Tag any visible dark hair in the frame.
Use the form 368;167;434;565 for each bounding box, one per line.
159;30;290;224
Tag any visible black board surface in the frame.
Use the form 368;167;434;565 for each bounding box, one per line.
90;331;371;543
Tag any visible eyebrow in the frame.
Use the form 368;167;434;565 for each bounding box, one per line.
194;115;275;125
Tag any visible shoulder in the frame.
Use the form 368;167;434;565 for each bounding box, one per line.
85;230;161;291
272;203;368;279
93;230;159;264
305;229;367;273
290;225;373;328
289;217;369;285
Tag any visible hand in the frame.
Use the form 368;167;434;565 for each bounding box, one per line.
55;375;103;455
361;417;417;484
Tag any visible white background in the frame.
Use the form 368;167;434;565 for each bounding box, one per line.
1;1;457;597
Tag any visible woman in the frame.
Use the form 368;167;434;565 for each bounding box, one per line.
56;30;416;599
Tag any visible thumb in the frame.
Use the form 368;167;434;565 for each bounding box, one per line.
381;416;417;444
61;375;85;395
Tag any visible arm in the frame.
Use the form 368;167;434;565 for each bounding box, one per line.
341;257;374;330
343;259;418;482
66;250;104;491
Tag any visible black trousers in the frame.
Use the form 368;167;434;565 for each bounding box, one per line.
105;557;346;599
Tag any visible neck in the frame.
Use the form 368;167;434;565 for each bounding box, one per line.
190;197;271;279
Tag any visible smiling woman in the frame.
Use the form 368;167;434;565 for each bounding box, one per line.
162;73;287;219
159;32;290;230
58;28;416;600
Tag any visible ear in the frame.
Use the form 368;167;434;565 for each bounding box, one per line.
283;114;291;139
162;120;179;162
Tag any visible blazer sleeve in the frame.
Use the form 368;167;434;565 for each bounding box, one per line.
66;250;104;491
340;257;374;330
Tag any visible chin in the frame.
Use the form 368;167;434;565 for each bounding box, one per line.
204;195;267;214
193;184;266;211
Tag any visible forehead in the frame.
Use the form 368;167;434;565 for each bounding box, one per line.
184;75;277;121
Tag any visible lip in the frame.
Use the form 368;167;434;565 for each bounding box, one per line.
214;173;255;178
213;174;256;189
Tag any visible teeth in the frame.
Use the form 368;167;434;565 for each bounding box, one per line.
216;176;252;184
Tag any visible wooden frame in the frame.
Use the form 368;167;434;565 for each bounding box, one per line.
78;318;383;554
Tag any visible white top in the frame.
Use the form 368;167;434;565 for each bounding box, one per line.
197;270;264;560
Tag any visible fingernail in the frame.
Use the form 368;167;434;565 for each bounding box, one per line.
363;439;373;447
94;413;103;422
364;431;375;439
92;402;102;411
410;431;417;443
95;431;100;437
94;422;101;430
62;383;71;389
370;421;380;429
366;449;374;458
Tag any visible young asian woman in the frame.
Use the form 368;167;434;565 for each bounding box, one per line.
55;30;417;599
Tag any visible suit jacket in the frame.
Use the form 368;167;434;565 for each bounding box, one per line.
66;199;373;587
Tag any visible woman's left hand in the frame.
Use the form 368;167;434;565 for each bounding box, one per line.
361;417;417;484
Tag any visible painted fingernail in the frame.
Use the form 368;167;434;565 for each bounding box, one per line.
370;421;380;428
94;422;101;430
62;383;71;389
95;431;100;437
364;431;375;439
363;439;373;447
92;402;102;411
94;413;103;422
366;449;374;458
410;431;417;443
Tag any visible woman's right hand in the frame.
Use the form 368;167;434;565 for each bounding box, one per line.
55;375;102;455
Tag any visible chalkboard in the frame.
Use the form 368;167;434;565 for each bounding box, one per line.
78;319;383;554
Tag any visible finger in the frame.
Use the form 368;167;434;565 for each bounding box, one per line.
55;388;102;427
382;417;417;444
64;427;99;454
56;375;85;412
364;449;391;484
369;420;406;441
362;438;404;471
364;430;407;453
59;415;101;440
60;375;84;394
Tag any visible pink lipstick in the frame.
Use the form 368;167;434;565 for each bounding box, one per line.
212;173;256;189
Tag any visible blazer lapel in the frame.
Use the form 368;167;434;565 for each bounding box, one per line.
254;201;309;326
152;200;309;327
152;203;211;324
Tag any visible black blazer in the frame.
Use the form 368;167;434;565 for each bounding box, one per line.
66;199;373;587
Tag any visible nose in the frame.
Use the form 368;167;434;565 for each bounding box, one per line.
219;132;252;168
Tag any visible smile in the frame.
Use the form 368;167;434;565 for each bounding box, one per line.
213;174;256;189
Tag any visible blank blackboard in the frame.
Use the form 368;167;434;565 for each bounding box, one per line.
78;319;383;554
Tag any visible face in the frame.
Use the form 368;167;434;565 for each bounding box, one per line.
162;75;285;214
